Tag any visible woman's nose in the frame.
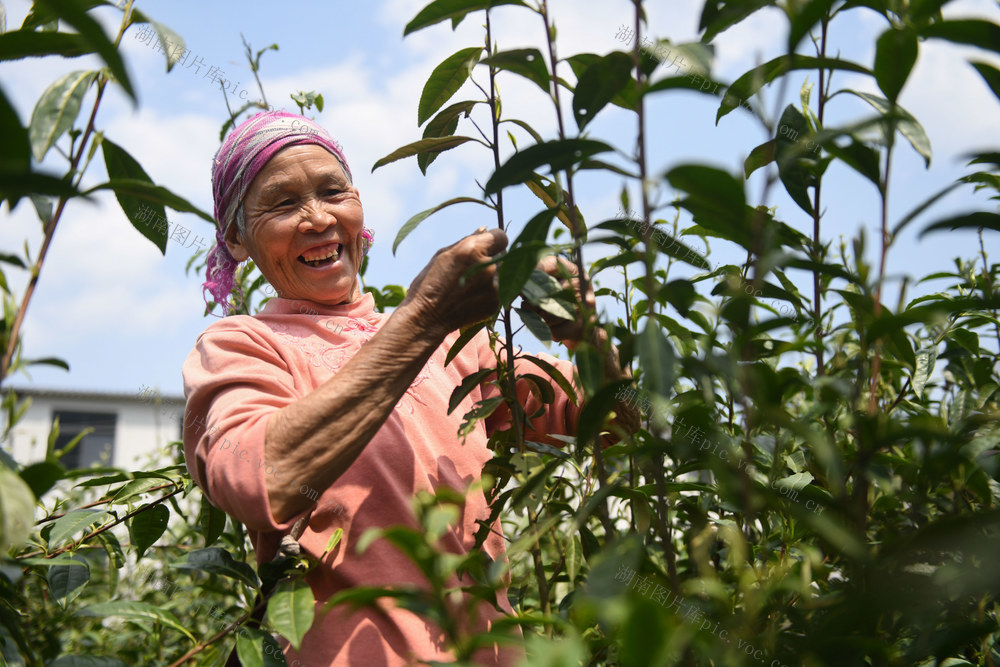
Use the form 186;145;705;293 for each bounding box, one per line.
298;198;335;230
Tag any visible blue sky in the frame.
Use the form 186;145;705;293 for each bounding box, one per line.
1;0;998;398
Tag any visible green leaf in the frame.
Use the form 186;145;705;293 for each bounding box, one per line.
322;527;344;559
744;139;775;178
920;211;1000;237
787;0;838;50
912;347;937;397
836;89;931;166
419;100;479;173
21;1;112;31
665;164;749;246
637;323;673;399
392;196;485;254
418;47;482;126
449;369;495;414
458;396;505;438
128;504;169;559
0;30;94;60
498;242;547;308
699;0;771;42
85;177;215;222
76;601;195;640
48;553;90;607
235;627;287;667
485;139;614;195
522;355;577;404
920;19;1000;56
35;0;135;99
573;52;633;130
0;85;30;184
49;509;113;547
483;48;550;93
48;658;129;667
718;55;871;122
971;61;1000;105
445;322;486;366
404;0;527;35
515;306;552;345
577;381;630;445
172;547;260;591
28;69;96;162
573;343;604;397
19;460;65;499
825;138;882;187
111;477;168;504
199;495;227;547
130;11;186;72
0;466;38;551
873;27;917;102
267;579;316;651
521;269;575;320
566;534;583;583
0;171;81;206
100;139;168;252
774;104;816;215
23;356;70;371
372;136;477;172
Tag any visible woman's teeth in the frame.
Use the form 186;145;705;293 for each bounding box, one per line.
300;245;341;266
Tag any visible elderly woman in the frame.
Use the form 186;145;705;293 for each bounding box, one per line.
182;111;630;666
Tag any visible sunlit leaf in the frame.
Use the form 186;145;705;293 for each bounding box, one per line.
49;509;113;547
0;466;38;552
76;601;195;640
28;70;96;162
485;139;614;195
483;48;550;93
718;55;870;122
172;547;260;591
873;27;917;102
836;89;931;166
0;31;93;60
129;504;169;559
48;553;90;607
35;0;134;99
573;52;633;130
372;136;478;172
392;196;485;254
418;47;482;125
266;578;316;650
404;0;527;35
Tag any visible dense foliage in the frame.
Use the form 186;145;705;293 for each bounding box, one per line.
2;0;999;665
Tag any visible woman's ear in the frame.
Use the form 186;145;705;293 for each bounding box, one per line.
224;218;251;262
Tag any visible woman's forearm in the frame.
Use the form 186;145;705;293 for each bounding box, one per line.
263;303;446;523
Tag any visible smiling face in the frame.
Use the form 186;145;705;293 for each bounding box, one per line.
225;144;365;306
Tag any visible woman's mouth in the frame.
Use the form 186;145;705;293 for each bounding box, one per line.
299;244;343;267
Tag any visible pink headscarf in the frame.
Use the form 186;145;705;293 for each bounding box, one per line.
204;110;373;314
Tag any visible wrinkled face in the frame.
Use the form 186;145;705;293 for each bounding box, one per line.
226;144;364;306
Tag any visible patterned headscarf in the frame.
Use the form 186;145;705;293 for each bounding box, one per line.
203;110;374;314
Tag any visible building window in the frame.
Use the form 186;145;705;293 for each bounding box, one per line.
53;411;116;469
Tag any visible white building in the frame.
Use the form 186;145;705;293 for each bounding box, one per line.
1;386;185;470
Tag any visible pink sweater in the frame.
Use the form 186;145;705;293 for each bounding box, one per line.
182;293;581;665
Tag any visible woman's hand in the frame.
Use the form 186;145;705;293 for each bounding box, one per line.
401;227;508;338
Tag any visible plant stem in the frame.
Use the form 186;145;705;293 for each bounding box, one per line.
811;14;830;376
0;5;136;384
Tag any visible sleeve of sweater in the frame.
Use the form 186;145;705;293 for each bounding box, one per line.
477;331;583;444
181;319;307;534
